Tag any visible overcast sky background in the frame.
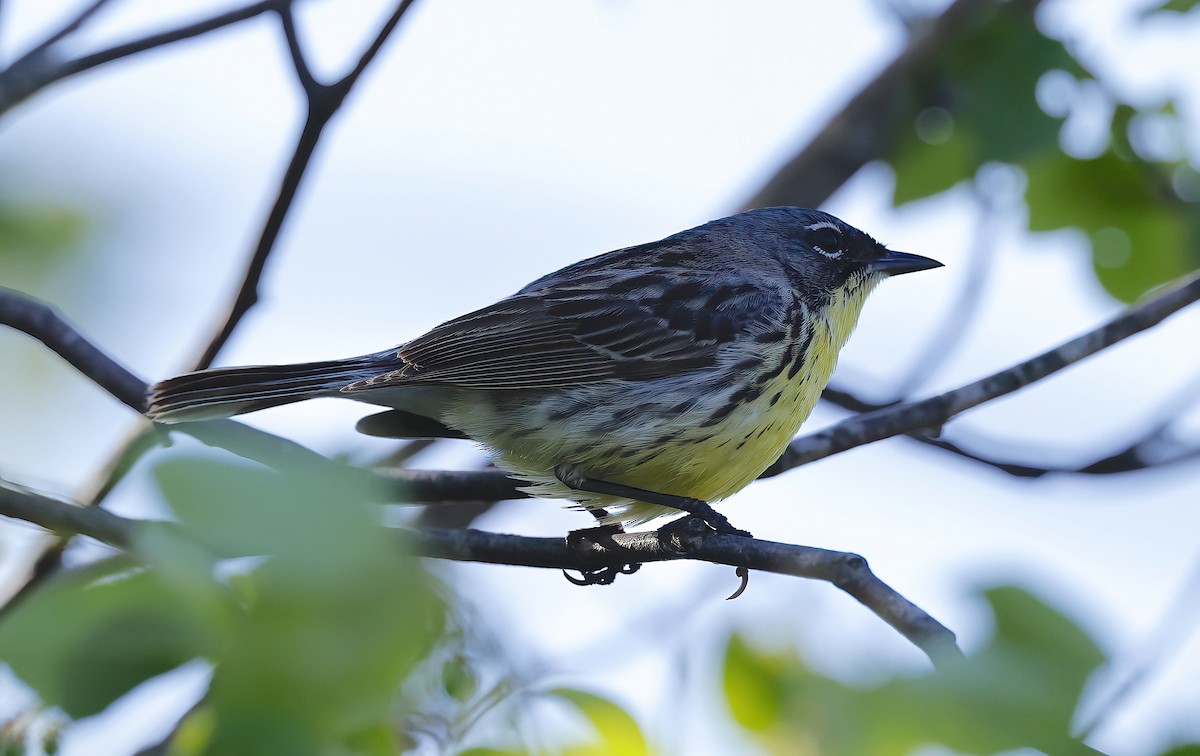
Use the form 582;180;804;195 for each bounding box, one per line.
1;0;1199;754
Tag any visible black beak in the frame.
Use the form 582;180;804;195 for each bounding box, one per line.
869;249;943;276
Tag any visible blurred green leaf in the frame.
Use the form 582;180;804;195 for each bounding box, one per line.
443;654;479;703
723;633;785;733
888;2;1079;205
722;587;1106;756
0;202;85;259
0;559;225;719
883;6;1200;301
149;455;444;754
1025;150;1199;301
551;688;648;756
1140;0;1200;17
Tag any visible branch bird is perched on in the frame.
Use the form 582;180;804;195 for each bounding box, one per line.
148;207;941;533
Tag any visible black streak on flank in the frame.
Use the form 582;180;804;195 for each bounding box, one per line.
700;383;764;428
754;347;792;387
786;353;807;380
786;330;815;380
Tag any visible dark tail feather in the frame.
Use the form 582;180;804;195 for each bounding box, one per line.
147;357;383;423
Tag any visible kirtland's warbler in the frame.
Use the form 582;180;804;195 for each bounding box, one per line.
148;207;941;529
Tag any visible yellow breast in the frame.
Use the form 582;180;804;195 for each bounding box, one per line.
448;273;883;526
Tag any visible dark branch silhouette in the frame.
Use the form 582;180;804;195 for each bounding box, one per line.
0;481;962;667
2;0;1197;669
0;1;284;117
4;267;1199;660
0;287;147;412
193;0;419;370
0;0;420;605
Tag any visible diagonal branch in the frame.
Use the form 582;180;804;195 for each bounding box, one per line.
0;480;961;667
0;287;147;412
0;479;134;548
0;1;282;117
21;0;115;57
192;0;419;370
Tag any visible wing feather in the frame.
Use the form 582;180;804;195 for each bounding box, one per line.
344;269;781;393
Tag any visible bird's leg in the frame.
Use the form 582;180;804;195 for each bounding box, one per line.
554;463;752;538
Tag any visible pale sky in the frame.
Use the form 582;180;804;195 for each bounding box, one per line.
1;1;1199;754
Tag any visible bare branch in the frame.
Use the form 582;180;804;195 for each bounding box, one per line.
22;0;115;57
409;520;963;667
0;1;281;117
337;0;417;91
191;0;420;370
0;481;961;667
765;270;1200;477
276;3;316;93
0;479;133;548
0;287;147;412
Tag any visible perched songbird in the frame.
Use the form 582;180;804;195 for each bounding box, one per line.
148;207;940;529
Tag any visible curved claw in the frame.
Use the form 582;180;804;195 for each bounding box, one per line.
726;566;750;600
563;569;598;586
561;563;642;587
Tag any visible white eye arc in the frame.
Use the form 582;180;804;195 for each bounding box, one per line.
804;221;843;259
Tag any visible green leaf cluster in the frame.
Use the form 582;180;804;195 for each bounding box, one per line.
0;452;443;754
885;2;1200;301
723;587;1199;756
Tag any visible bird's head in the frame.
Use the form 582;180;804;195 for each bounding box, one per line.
731;207;942;301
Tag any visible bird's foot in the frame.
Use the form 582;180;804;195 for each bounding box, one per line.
562;563;642;586
562;523;641;587
654;516;752;600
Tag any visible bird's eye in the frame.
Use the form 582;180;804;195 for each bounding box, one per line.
808;226;842;257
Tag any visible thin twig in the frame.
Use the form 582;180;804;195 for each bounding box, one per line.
192;0;418;369
337;0;416;90
20;0;115;58
0;480;134;548
0;287;147;412
277;4;316;92
0;1;281;117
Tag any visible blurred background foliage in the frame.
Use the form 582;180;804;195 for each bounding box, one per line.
887;0;1200;302
2;0;1200;754
0;196;85;286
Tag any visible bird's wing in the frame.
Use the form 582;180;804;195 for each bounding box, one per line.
344;270;781;392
